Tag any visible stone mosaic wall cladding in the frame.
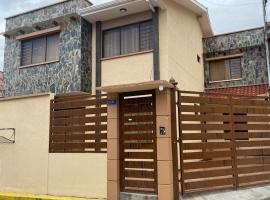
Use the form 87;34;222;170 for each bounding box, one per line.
203;28;268;89
3;0;92;96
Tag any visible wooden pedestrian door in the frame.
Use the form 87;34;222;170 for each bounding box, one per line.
119;90;158;194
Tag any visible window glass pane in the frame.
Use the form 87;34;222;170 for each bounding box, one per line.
229;58;242;79
121;24;139;55
140;21;153;51
32;37;46;64
21;40;32;66
103;29;120;58
46;33;59;61
209;60;226;81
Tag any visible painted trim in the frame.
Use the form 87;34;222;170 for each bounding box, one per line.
205;53;244;61
101;50;153;61
96;21;102;89
16;26;61;40
153;7;160;80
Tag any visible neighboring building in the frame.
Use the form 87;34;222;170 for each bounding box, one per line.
1;0;212;97
0;71;3;96
203;27;269;96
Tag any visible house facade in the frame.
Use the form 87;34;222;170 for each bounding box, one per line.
2;0;212;97
203;27;269;96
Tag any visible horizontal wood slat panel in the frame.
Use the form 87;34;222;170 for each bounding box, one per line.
184;168;233;180
51;124;107;133
50;93;108;153
178;91;270;195
180;105;230;113
51;133;107;141
124;161;155;169
183;159;233;170
53;116;107;126
183;142;233;150
53;107;107;118
238;165;270;174
50;142;107;150
183;151;232;160
53;98;107;109
238;173;270;184
184;178;234;190
125;170;155;179
124;180;155;189
237;157;270;165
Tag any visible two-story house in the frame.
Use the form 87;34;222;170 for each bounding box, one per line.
203;27;269;96
1;0;212;97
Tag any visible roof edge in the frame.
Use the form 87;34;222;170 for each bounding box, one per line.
5;0;92;20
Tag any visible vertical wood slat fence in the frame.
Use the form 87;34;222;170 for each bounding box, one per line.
177;90;270;194
49;92;108;153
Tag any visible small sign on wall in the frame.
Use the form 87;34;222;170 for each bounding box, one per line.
107;99;117;105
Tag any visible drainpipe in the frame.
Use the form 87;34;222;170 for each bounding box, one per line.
262;0;270;94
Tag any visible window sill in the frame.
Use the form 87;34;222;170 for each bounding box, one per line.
19;60;59;69
209;78;242;84
101;50;153;61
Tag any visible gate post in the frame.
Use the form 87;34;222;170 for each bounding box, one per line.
156;88;178;200
107;93;120;200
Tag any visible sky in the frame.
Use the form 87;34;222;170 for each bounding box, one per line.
0;0;267;70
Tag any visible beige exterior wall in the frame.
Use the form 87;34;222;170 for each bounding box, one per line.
48;154;107;198
0;94;107;198
102;52;153;86
160;0;204;92
91;11;154;89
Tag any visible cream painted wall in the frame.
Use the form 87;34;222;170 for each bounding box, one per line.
0;94;107;198
160;0;204;92
48;154;107;199
101;52;154;86
0;94;52;194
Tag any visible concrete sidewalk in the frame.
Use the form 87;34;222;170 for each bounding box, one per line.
181;185;270;200
0;192;100;200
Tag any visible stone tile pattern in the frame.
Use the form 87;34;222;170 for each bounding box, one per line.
203;28;268;89
3;0;92;96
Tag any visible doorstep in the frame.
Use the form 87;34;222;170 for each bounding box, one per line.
0;192;94;200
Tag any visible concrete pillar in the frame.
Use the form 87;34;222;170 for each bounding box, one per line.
156;88;175;200
107;93;120;200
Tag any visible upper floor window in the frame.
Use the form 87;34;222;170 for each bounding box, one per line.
209;57;242;82
102;20;153;58
21;33;60;67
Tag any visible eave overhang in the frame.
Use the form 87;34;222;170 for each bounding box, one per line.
79;0;163;23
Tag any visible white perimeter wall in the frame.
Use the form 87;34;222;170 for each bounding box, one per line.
0;94;107;199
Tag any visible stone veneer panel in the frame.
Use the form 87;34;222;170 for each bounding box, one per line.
203;28;268;89
3;0;92;96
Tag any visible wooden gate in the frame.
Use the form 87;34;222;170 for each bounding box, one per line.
177;90;270;195
119;90;157;194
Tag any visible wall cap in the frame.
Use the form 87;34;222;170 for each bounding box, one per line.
0;93;53;102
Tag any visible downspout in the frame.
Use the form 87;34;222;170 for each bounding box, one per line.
262;0;270;93
147;0;160;80
146;0;156;12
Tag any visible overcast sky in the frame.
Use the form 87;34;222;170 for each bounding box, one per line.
0;0;266;70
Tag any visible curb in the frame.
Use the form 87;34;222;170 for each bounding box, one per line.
0;192;93;200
